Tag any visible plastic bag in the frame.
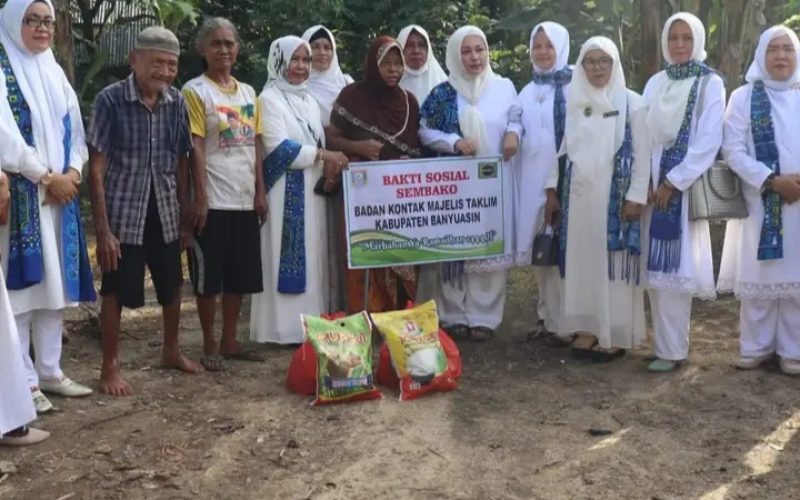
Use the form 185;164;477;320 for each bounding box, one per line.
371;301;457;401
302;311;381;405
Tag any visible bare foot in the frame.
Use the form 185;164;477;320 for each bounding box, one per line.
100;364;133;396
162;352;203;374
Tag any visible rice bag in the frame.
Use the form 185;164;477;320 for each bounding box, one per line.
371;300;457;401
287;312;348;396
302;311;381;405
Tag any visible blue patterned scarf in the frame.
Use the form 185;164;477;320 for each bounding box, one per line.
560;104;640;283
751;80;782;260
532;67;572;153
0;43;95;301
264;140;306;293
420;81;464;286
647;61;710;274
59;115;96;302
535;67;572;199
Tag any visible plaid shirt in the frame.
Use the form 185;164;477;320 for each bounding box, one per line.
87;73;191;246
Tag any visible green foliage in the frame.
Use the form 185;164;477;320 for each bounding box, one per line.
72;0;800;99
136;0;201;30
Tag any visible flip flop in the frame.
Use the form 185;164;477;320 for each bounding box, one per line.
222;348;266;362
591;347;626;363
444;324;470;341
200;355;226;372
470;326;495;342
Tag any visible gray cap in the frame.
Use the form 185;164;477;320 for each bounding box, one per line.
135;26;181;56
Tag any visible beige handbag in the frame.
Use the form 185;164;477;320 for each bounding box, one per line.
687;74;748;221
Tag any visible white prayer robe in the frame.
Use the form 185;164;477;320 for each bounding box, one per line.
0;270;36;435
555;90;650;349
516;79;565;332
641;71;724;360
249;87;329;344
0;66;87;316
419;76;522;328
719;83;800;360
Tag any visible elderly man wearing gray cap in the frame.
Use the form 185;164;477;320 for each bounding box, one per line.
87;26;207;396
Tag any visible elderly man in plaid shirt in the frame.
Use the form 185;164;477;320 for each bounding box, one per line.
88;27;208;396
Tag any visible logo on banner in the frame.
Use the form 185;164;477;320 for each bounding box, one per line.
351;170;368;187
478;162;498;179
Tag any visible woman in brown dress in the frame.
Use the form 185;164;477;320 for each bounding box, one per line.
326;36;421;313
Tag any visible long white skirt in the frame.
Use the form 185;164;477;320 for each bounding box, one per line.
0;271;36;434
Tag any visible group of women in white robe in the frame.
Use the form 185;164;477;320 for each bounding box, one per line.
252;17;800;378
513;15;800;375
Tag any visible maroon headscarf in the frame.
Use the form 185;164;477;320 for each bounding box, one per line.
332;36;421;160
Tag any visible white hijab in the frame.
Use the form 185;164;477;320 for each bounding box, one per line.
265;36;322;145
745;25;800;91
647;12;708;146
397;24;447;105
0;0;73;172
445;25;495;155
565;36;628;168
529;21;570;74
301;25;351;123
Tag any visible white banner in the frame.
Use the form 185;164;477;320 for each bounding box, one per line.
342;156;505;269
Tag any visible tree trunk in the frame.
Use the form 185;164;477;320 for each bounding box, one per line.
53;0;75;84
639;0;664;83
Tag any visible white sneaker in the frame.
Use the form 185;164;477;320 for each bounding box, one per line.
31;389;53;414
736;353;773;370
39;376;93;398
780;358;800;376
0;427;50;446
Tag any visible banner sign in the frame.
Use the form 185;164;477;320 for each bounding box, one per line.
343;156;505;269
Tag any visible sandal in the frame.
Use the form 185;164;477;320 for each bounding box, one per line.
200;355;226;372
222;348;267;362
444;324;470;341
648;358;683;372
544;333;576;348
470;326;495;342
571;333;598;358
591;347;626;363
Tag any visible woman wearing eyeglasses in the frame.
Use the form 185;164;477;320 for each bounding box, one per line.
641;13;723;372
0;0;95;413
549;37;649;362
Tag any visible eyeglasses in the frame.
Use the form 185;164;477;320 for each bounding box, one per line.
23;16;56;31
582;57;613;70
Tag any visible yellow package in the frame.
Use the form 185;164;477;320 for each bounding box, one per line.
371;301;456;401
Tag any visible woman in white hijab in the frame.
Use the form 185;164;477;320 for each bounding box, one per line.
551;36;649;361
397;24;447;106
641;13;724;372
0;0;94;414
301;25;354;126
0;170;48;446
516;21;571;343
249;36;348;345
718;26;800;376
419;25;522;342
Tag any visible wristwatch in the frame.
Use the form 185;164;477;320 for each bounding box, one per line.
40;169;54;187
762;173;776;192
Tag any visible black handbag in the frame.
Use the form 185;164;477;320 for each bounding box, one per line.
532;225;559;267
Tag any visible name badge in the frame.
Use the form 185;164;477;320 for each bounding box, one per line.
603;110;620;118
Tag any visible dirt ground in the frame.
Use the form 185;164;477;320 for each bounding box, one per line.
1;262;799;500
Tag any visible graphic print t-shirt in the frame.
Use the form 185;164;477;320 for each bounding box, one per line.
183;76;261;210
